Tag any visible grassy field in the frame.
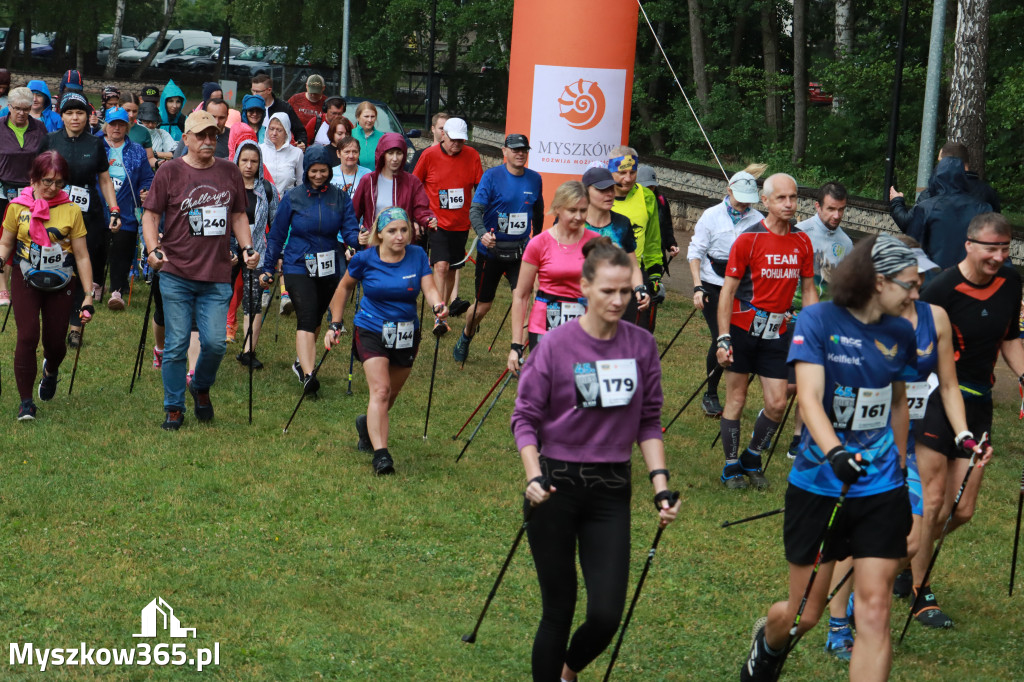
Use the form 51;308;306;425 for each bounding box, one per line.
1;281;1021;680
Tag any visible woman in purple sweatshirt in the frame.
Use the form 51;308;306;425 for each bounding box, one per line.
510;237;681;682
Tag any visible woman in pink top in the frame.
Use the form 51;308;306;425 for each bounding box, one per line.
507;181;599;373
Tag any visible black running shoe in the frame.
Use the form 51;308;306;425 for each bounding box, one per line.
189;383;214;422
355;414;372;452
162;409;184;430
893;568;913;598
37;359;58;402
17;399;37;421
448;297;471;317
303;373;321;396
236;351;264;369
740;617;782;682
721;461;748;490
372;449;395;475
292;358;303;382
701;393;724;417
740;449;770;490
912;585;954;628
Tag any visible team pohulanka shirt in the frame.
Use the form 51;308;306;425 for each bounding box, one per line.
472;164;542;257
787;302;917;498
347;244;432;334
725;221;814;335
412;144;482;231
921;265;1023;394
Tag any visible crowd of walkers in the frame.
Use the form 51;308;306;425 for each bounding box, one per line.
0;67;1020;681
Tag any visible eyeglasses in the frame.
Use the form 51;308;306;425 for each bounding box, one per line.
39;178;66;189
10;106;30;113
886;277;920;292
191;130;219;140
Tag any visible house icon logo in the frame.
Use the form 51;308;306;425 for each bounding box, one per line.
133;597;197;638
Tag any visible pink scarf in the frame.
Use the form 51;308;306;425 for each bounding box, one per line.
10;186;70;246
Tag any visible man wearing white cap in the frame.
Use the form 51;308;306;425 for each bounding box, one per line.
413;116;483;330
687;169;765;417
142;110;260;430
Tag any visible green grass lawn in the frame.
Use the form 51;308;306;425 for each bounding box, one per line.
1;281;1021;680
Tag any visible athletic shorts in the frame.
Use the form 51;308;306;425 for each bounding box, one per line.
283;273;339;333
906;452;923;516
913;392;993;459
429;228;469;269
474;256;520;304
354;325;422;368
728;324;790;380
783;484;912;565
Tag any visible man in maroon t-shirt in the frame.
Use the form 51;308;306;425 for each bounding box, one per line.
715;173;817;490
142;111;260;430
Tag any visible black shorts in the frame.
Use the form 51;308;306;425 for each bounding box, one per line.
783;484;912;565
429;229;469;269
727;324;790;380
354;325;422;368
283;273;339;333
474;256;520;304
914;392;993;459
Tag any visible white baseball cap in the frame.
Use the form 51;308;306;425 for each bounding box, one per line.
728;171;760;204
443;117;469;141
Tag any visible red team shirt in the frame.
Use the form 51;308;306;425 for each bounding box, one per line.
725;222;814;334
412;144;483;232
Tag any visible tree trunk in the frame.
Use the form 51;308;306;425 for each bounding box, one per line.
947;0;990;176
132;0;178;80
792;0;808;165
730;0;749;70
761;2;781;142
105;0;127;79
639;20;666;151
687;0;710;109
832;0;853;112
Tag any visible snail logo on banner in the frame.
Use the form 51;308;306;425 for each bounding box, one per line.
530;64;627;174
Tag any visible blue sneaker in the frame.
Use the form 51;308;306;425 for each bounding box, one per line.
825;617;853;662
721;461;748;489
452;331;472;363
37;359;59;402
846;591;856;628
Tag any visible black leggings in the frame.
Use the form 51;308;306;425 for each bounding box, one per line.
526;457;632;681
70;212;110;323
108;229;139;295
699;282;722;395
283;273;339;333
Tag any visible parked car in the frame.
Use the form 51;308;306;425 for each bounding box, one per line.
119;30;216;64
343;97;421;170
154;43;217;68
184;45;248;73
96;34;139;63
220;45;286;80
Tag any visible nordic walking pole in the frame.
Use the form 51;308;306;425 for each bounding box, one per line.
771;482;851;679
721;507;785;528
455;370;515;463
487;302;511;352
244;254;256;425
345;282;362;395
660;307;697;360
67;306;94;396
602;491;681;681
462;490;548;645
899;435;988;644
129;282;156;393
763;394;796;475
0;299;11;333
1010;464;1024;597
662;367;720;434
423;328;445;439
452;367;509;440
282;347;331;433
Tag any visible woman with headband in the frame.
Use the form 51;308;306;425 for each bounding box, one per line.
739;235;982;682
324;206;448;476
